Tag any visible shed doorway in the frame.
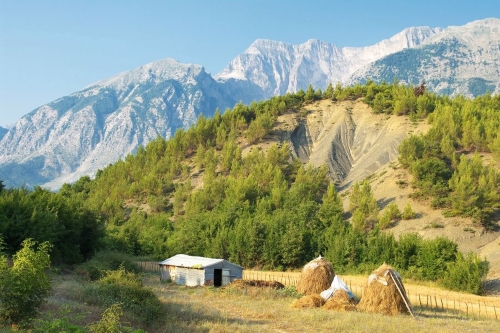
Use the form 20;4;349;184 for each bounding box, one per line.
214;269;222;287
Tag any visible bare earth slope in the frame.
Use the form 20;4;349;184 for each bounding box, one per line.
246;99;500;290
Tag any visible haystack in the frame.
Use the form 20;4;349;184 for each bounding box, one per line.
290;294;325;308
323;289;357;311
357;264;413;316
296;256;335;295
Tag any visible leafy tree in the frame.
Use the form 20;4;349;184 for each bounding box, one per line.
401;202;416;220
378;202;401;229
304;84;316;102
443;252;489;294
323;82;334;99
349;180;379;232
0;239;52;326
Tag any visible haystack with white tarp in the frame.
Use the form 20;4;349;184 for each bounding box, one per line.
320;275;357;311
320;275;354;301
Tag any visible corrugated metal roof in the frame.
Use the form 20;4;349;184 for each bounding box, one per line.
159;254;242;269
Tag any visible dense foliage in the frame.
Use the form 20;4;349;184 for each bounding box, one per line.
0;186;104;264
0;238;52;326
1;81;497;296
398;93;500;228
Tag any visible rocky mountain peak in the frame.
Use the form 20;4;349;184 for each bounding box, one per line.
87;58;205;92
1;18;499;189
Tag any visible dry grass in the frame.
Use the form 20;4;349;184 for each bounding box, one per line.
229;279;285;289
244;270;500;319
323;289;357;312
143;275;500;333
357;264;410;316
296;257;334;295
290;294;325;308
25;271;500;333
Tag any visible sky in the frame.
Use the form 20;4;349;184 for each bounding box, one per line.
1;0;499;128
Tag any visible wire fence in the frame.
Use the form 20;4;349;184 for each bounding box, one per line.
242;270;499;321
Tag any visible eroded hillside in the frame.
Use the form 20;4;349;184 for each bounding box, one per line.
244;99;500;287
248;99;430;187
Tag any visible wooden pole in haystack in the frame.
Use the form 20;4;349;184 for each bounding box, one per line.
389;270;416;318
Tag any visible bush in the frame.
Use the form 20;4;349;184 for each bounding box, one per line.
0;239;52;326
32;306;86;332
82;266;164;325
88;303;146;333
378;202;401;229
443;252;489;295
401;203;416;219
77;251;140;281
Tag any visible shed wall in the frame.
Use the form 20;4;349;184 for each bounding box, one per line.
159;258;243;286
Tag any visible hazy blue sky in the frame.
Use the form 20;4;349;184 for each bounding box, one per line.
1;0;499;127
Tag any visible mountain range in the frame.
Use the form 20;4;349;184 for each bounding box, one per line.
1;18;499;189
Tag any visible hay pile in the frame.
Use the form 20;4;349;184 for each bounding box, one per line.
296;256;335;295
290;294;325;308
323;289;357;312
230;279;284;289
357;264;410;316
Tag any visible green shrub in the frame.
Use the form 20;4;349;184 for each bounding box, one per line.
88;303;146;333
77;251;140;281
33;318;86;333
0;239;52;326
443;252;489;295
378;202;401;229
32;306;86;332
401;203;416;219
82;266;164;325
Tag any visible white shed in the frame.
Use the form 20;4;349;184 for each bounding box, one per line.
159;254;243;287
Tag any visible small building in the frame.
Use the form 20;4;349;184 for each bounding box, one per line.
159;254;243;287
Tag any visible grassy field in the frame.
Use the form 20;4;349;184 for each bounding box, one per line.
144;275;500;333
4;270;498;332
243;270;500;320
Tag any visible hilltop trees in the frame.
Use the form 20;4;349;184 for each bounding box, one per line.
399;92;500;227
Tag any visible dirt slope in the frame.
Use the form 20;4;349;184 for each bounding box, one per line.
247;99;500;288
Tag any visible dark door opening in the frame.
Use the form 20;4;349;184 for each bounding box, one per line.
214;269;222;287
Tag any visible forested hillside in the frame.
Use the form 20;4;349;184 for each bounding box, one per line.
1;81;499;294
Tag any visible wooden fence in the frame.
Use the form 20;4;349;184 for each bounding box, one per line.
137;261;160;273
139;263;498;320
242;270;499;321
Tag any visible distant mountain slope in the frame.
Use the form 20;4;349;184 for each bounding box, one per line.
0;59;236;188
349;18;500;96
1;18;499;189
215;26;440;102
0;126;7;140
